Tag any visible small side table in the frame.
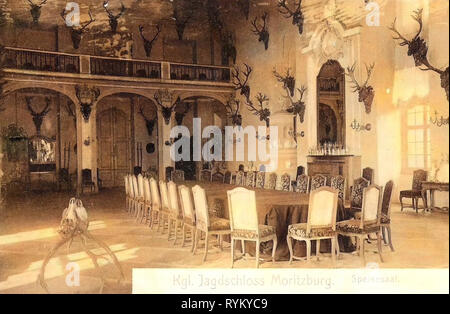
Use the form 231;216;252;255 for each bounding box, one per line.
421;181;449;212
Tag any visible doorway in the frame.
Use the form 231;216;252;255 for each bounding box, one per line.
97;107;130;187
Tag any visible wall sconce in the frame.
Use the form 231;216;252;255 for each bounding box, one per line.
288;129;305;142
351;119;372;132
430;111;449;127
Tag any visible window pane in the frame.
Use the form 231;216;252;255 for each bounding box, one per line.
416;130;424;142
408;155;416;168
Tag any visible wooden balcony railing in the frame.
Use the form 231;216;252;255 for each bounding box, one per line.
2;47;232;84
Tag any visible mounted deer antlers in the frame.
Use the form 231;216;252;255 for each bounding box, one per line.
232;63;252;101
25;96;51;135
285;85;307;123
277;0;304;35
154;91;179;125
251;12;269;50
389;8;449;101
139;25;161;58
225;98;242;127
103;1;126;34
273;68;296;97
61;8;95;49
138;103;157;136
27;0;47;24
346;63;375;114
246;93;271;127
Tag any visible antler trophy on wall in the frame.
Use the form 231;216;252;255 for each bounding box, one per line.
75;84;100;122
225;97;242;127
273;68;296;97
103;1;126;34
61;8;96;49
232;63;253;101
27;0;47;24
25;96;51;135
154;89;179;125
139;25;161;58
389;8;449;101
345;63;375;114
285;85;307;123
251;12;270;50
137;102;157;136
277;0;304;35
246;93;271;128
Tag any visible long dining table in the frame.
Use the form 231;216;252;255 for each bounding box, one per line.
182;181;355;261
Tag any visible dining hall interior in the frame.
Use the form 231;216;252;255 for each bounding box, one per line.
0;0;448;294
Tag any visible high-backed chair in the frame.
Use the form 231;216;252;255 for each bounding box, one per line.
287;187;339;263
310;174;327;191
296;174;310;194
255;172;266;189
149;178;162;230
159;180;171;233
143;177;152;225
337;185;384;265
362;167;375;184
172;170;185;182
200;169;212;182
280;173;291;191
246;171;256;188
266;173;277;190
235;171;245;186
228;187;277;268
330;175;346;201
381;180;395;251
82;169;95;193
400;169;427;213
349;177;370;212
167;181;183;244
178;185;196;251
224;171;232;184
192;185;231;262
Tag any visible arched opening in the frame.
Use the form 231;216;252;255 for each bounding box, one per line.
316;60;346;147
0;87;77;193
96;93;158;187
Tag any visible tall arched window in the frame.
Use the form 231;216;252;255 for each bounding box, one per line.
403;105;431;171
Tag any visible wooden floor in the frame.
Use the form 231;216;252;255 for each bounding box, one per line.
0;187;448;294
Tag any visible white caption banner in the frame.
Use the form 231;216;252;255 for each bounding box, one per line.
132;268;449;294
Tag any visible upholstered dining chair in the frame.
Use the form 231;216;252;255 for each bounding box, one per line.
349;177;370;212
200;169;212;182
280;173;291;191
287;187;339;263
178;185;196;251
400;169;427;213
266;173;277;190
246;171;256;188
235;171;245;186
227;187;277;268
167;181;183;244
337;184;384;265
310;174;327;191
362;167;375;184
330;175;346;201
192;185;231;262
159;180;171;234
256;172;266;189
149;178;162;230
142;177;152;225
296;174;310;194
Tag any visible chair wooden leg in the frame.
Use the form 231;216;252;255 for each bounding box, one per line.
219;235;223;251
193;229;200;255
255;240;260;268
377;231;384;263
272;237;277;264
231;238;235;268
191;228;196;253
241;240;246;255
287;235;294;264
414;197;418;213
203;232;209;262
382;226;388;245
306;240;311;261
387;225;395;252
167;218;172;240
335;235;340;259
359;235;366;266
400;196;404;211
181;224;186;248
331;237;336;263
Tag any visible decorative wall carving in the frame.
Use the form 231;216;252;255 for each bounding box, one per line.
75;85;100;122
